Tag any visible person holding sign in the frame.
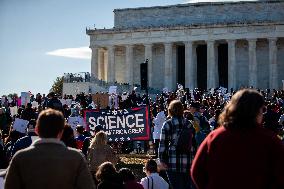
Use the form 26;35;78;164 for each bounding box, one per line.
5;109;95;189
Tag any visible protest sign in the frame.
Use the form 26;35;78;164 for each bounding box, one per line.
92;94;109;109
9;106;18;117
13;118;29;134
31;101;38;108
67;116;86;130
21;92;30;106
109;86;117;94
85;106;150;141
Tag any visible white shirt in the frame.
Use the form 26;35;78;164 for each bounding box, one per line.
140;173;169;189
153;111;166;140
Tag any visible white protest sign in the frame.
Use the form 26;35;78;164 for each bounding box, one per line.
13;118;29;134
60;99;67;105
21;92;30;106
109;86;117;94
9;106;18;117
210;88;215;95
31;101;38;108
67;116;86;130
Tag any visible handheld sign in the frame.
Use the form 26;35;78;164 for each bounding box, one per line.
67;116;86;130
109;86;117;94
85;106;150;141
13;118;29;134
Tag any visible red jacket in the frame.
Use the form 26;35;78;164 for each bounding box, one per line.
191;126;284;189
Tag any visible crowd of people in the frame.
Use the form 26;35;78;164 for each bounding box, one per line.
0;87;284;189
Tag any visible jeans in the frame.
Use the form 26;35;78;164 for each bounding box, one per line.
166;171;192;189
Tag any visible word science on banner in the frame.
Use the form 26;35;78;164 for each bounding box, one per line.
85;106;150;142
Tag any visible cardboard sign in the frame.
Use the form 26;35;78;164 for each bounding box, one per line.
13;118;29;133
92;94;109;109
109;86;117;94
85;106;150;141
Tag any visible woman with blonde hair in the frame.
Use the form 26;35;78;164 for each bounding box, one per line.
87;131;118;183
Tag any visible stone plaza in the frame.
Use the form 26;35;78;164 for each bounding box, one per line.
87;1;284;91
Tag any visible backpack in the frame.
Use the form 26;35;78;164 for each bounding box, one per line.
194;115;210;146
169;118;194;154
195;115;210;133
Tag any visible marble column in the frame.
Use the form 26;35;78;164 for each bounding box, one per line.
207;40;218;89
164;42;173;90
269;38;278;89
98;49;105;80
91;46;99;79
126;44;134;86
144;43;153;87
227;40;236;90
248;39;257;88
107;45;115;83
184;41;196;89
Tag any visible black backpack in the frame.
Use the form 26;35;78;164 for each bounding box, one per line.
170;118;194;154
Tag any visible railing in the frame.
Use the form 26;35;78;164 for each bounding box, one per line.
63;72;162;94
63;72;91;83
90;76;162;94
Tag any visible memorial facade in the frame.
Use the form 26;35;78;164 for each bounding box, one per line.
87;1;284;91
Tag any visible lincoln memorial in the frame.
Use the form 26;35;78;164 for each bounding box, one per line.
87;1;284;91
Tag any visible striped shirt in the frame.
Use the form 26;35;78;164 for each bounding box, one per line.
158;116;192;173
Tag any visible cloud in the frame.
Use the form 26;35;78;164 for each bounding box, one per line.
184;0;256;3
46;47;91;59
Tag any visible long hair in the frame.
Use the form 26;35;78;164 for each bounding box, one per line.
90;131;107;148
96;162;117;182
218;89;265;129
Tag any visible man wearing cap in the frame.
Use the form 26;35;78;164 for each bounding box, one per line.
5;109;95;189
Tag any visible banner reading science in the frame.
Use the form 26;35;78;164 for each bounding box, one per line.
85;106;150;142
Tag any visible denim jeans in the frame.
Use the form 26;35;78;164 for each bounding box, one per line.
166;171;192;189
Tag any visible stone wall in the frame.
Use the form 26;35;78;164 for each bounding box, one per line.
63;82;91;96
114;1;284;29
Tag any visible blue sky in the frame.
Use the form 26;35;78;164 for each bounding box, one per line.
0;0;254;96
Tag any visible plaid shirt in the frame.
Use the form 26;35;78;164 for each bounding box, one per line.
158;116;191;173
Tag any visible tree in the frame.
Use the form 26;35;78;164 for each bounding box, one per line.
50;76;63;96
